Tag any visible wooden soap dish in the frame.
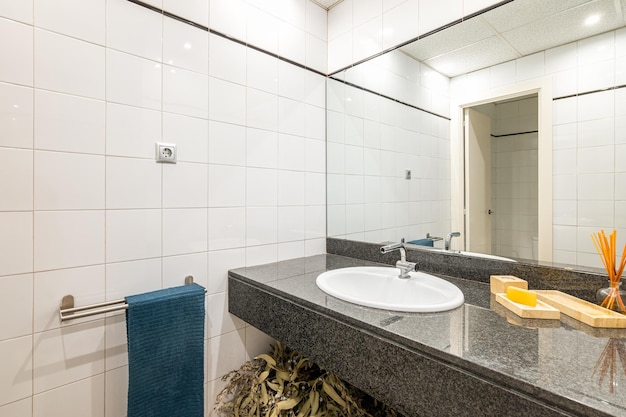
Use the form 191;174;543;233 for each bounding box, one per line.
495;293;560;320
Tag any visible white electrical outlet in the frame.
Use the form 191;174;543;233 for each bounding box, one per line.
156;143;177;163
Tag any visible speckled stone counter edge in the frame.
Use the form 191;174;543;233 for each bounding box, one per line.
229;276;594;417
326;237;607;302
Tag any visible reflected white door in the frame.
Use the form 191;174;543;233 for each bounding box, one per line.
465;108;492;254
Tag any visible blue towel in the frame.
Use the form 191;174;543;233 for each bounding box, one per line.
408;238;434;247
126;284;205;417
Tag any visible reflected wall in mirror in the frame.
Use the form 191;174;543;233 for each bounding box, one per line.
326;0;626;270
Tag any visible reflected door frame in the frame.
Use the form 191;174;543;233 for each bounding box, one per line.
450;78;553;262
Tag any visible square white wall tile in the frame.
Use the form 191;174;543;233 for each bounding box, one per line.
162;252;208;290
34;151;104;210
246;128;278;169
163;18;208;74
106;103;161;159
0;336;32;406
106;157;161;209
104;366;127;417
33;374;104;417
0;398;31;417
207;248;246;294
278;240;305;261
353;17;383;64
104;315;126;370
246;242;276;268
163;0;209;27
577;118;614;148
278;97;306;136
209;34;247;85
163;208;208;256
278;171;305;206
279;21;306;65
306;33;328;74
278;134;305;171
0;0;33;24
207;329;246;381
278;206;305;242
208;77;246;125
35;29;104;99
0;148;32;211
247;88;278;131
105;258;161;302
0;18;33;86
163;66;209;118
382;1;419;50
208;165;246;207
246;207;278;246
207;291;245;339
246;49;279;95
163;162;208;208
578;200;613;228
208;121;246;166
246;168;278;207
34;265;105;333
163;112;210;162
208;208;246;251
306;0;327;41
209;0;247;42
106;0;162;61
105;209;161;263
106;49;161;110
278;61;306;102
33;320;105;393
0;274;32;341
577;90;614;122
247;7;279;55
578;173;614;201
0;83;33;149
34;90;105;155
34;0;105;45
305;172;325;205
34;211;104;271
305;138;325;173
244;325;274;360
305;205;326;239
0;212;32;276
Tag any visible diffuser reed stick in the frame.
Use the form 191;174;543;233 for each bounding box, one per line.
590;230;626;312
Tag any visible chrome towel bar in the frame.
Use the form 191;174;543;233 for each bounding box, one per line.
59;276;205;322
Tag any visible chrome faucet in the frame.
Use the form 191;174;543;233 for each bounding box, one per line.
380;238;419;278
445;232;461;251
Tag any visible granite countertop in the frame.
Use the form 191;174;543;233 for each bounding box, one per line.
228;254;626;417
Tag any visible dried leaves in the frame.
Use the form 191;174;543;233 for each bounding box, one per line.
214;342;401;417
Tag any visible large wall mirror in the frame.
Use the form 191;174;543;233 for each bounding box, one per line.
327;0;626;271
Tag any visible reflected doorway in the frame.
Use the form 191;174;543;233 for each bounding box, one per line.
465;95;539;260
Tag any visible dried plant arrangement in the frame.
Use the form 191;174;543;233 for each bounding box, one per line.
591;230;626;312
214;342;402;417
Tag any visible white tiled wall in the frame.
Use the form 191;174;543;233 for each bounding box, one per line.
488;98;539;260
451;28;626;269
326;0;502;73
0;0;326;416
327;50;451;244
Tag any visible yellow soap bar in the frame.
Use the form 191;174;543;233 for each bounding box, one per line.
506;286;537;307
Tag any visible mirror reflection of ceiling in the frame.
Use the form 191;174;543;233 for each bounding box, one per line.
311;0;343;10
401;0;626;77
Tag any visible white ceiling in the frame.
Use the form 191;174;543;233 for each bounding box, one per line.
400;0;626;77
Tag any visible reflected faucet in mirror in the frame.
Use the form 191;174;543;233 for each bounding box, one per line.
380;238;419;279
445;232;461;251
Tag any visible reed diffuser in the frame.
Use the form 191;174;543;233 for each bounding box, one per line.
591;230;626;312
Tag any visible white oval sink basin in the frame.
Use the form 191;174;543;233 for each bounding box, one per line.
316;267;464;313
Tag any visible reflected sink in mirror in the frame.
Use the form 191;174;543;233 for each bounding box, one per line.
316;267;464;313
457;251;517;263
